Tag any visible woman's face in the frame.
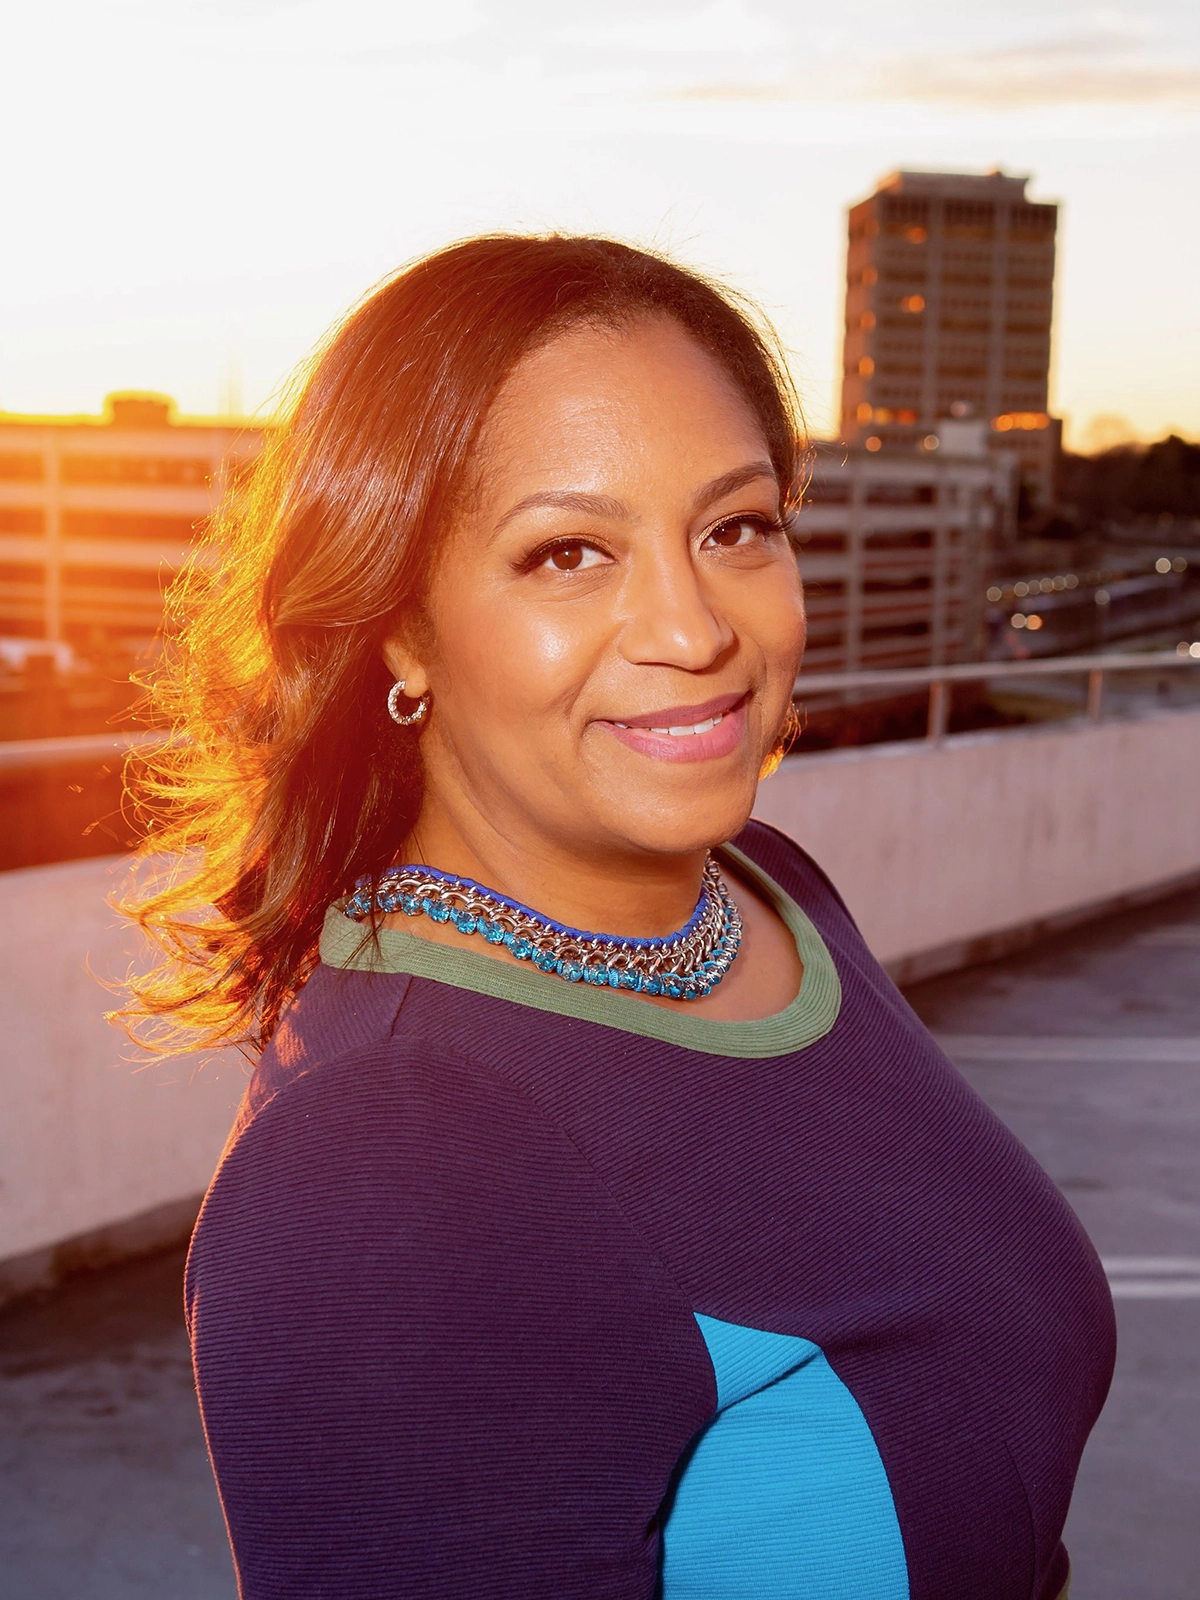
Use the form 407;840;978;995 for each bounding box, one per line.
388;316;806;866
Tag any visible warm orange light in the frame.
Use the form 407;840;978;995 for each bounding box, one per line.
900;294;925;313
993;412;1050;432
905;226;928;244
874;407;894;423
860;311;876;330
859;356;875;376
1025;614;1043;630
865;435;883;452
856;402;873;423
896;409;917;424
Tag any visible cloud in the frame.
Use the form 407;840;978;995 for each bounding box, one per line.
664;26;1200;110
866;45;1200;108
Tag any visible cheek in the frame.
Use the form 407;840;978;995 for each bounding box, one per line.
740;563;807;671
434;588;598;725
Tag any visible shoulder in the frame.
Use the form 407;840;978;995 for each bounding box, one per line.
187;979;689;1345
238;959;412;1119
194;993;596;1284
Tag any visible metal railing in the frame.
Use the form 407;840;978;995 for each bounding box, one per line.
0;729;166;773
793;649;1200;744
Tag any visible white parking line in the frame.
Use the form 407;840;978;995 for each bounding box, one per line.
1107;1281;1200;1299
934;1035;1200;1063
1101;1258;1200;1299
1102;1257;1200;1274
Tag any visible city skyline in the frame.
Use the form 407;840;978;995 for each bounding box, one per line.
1;0;1198;448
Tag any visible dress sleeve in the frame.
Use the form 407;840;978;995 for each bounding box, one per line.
186;1041;712;1600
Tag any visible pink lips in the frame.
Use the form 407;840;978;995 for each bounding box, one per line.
600;692;749;765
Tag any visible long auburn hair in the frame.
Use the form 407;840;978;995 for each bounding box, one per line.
116;234;805;1054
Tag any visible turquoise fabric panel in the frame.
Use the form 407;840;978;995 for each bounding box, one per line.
660;1314;909;1599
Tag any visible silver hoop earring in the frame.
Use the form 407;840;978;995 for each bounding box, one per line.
387;679;429;727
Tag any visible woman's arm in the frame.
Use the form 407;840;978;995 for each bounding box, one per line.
187;1040;712;1599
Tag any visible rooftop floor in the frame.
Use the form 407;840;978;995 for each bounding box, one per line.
2;884;1198;1599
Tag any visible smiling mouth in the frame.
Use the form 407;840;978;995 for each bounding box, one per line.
606;690;748;738
612;711;729;738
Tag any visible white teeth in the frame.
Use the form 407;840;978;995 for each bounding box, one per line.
647;713;724;737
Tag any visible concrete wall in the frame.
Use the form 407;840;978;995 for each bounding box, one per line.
754;706;1200;976
2;706;1199;1298
0;855;247;1296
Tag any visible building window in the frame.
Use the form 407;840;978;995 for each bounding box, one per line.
62;455;212;487
881;198;930;240
863;575;933;593
63;564;173;592
801;483;850;505
1009;205;1056;242
0;507;45;533
63;511;202;541
805;629;845;651
0;452;44;482
862;620;931;641
865;528;935;548
865;484;936;506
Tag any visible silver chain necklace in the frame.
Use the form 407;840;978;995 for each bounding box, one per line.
343;853;742;1001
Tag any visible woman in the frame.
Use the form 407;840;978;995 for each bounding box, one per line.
122;235;1114;1599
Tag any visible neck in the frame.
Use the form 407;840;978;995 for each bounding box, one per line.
402;801;710;941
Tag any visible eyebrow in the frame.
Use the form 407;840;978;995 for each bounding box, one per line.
494;460;778;531
495;489;629;530
692;461;778;513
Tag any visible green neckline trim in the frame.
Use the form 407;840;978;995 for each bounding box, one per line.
318;844;842;1060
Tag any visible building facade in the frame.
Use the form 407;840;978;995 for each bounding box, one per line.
0;394;264;656
0;393;1014;688
794;436;1017;674
840;169;1059;512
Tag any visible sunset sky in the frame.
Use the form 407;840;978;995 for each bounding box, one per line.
2;0;1198;448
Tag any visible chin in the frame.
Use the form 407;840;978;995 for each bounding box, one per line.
600;784;758;858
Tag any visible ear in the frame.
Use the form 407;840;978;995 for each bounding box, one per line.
381;635;430;699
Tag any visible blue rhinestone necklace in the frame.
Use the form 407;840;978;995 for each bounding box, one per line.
343;853;742;1001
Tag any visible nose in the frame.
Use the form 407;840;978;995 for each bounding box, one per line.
616;545;734;672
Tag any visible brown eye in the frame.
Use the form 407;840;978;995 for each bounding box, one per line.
708;517;759;548
527;540;608;575
549;542;585;570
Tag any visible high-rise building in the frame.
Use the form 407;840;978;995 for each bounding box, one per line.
0;393;264;655
840;169;1059;512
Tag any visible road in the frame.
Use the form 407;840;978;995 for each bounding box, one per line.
1;885;1197;1598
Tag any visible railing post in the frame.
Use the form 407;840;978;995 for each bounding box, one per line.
1087;668;1104;723
927;678;949;744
